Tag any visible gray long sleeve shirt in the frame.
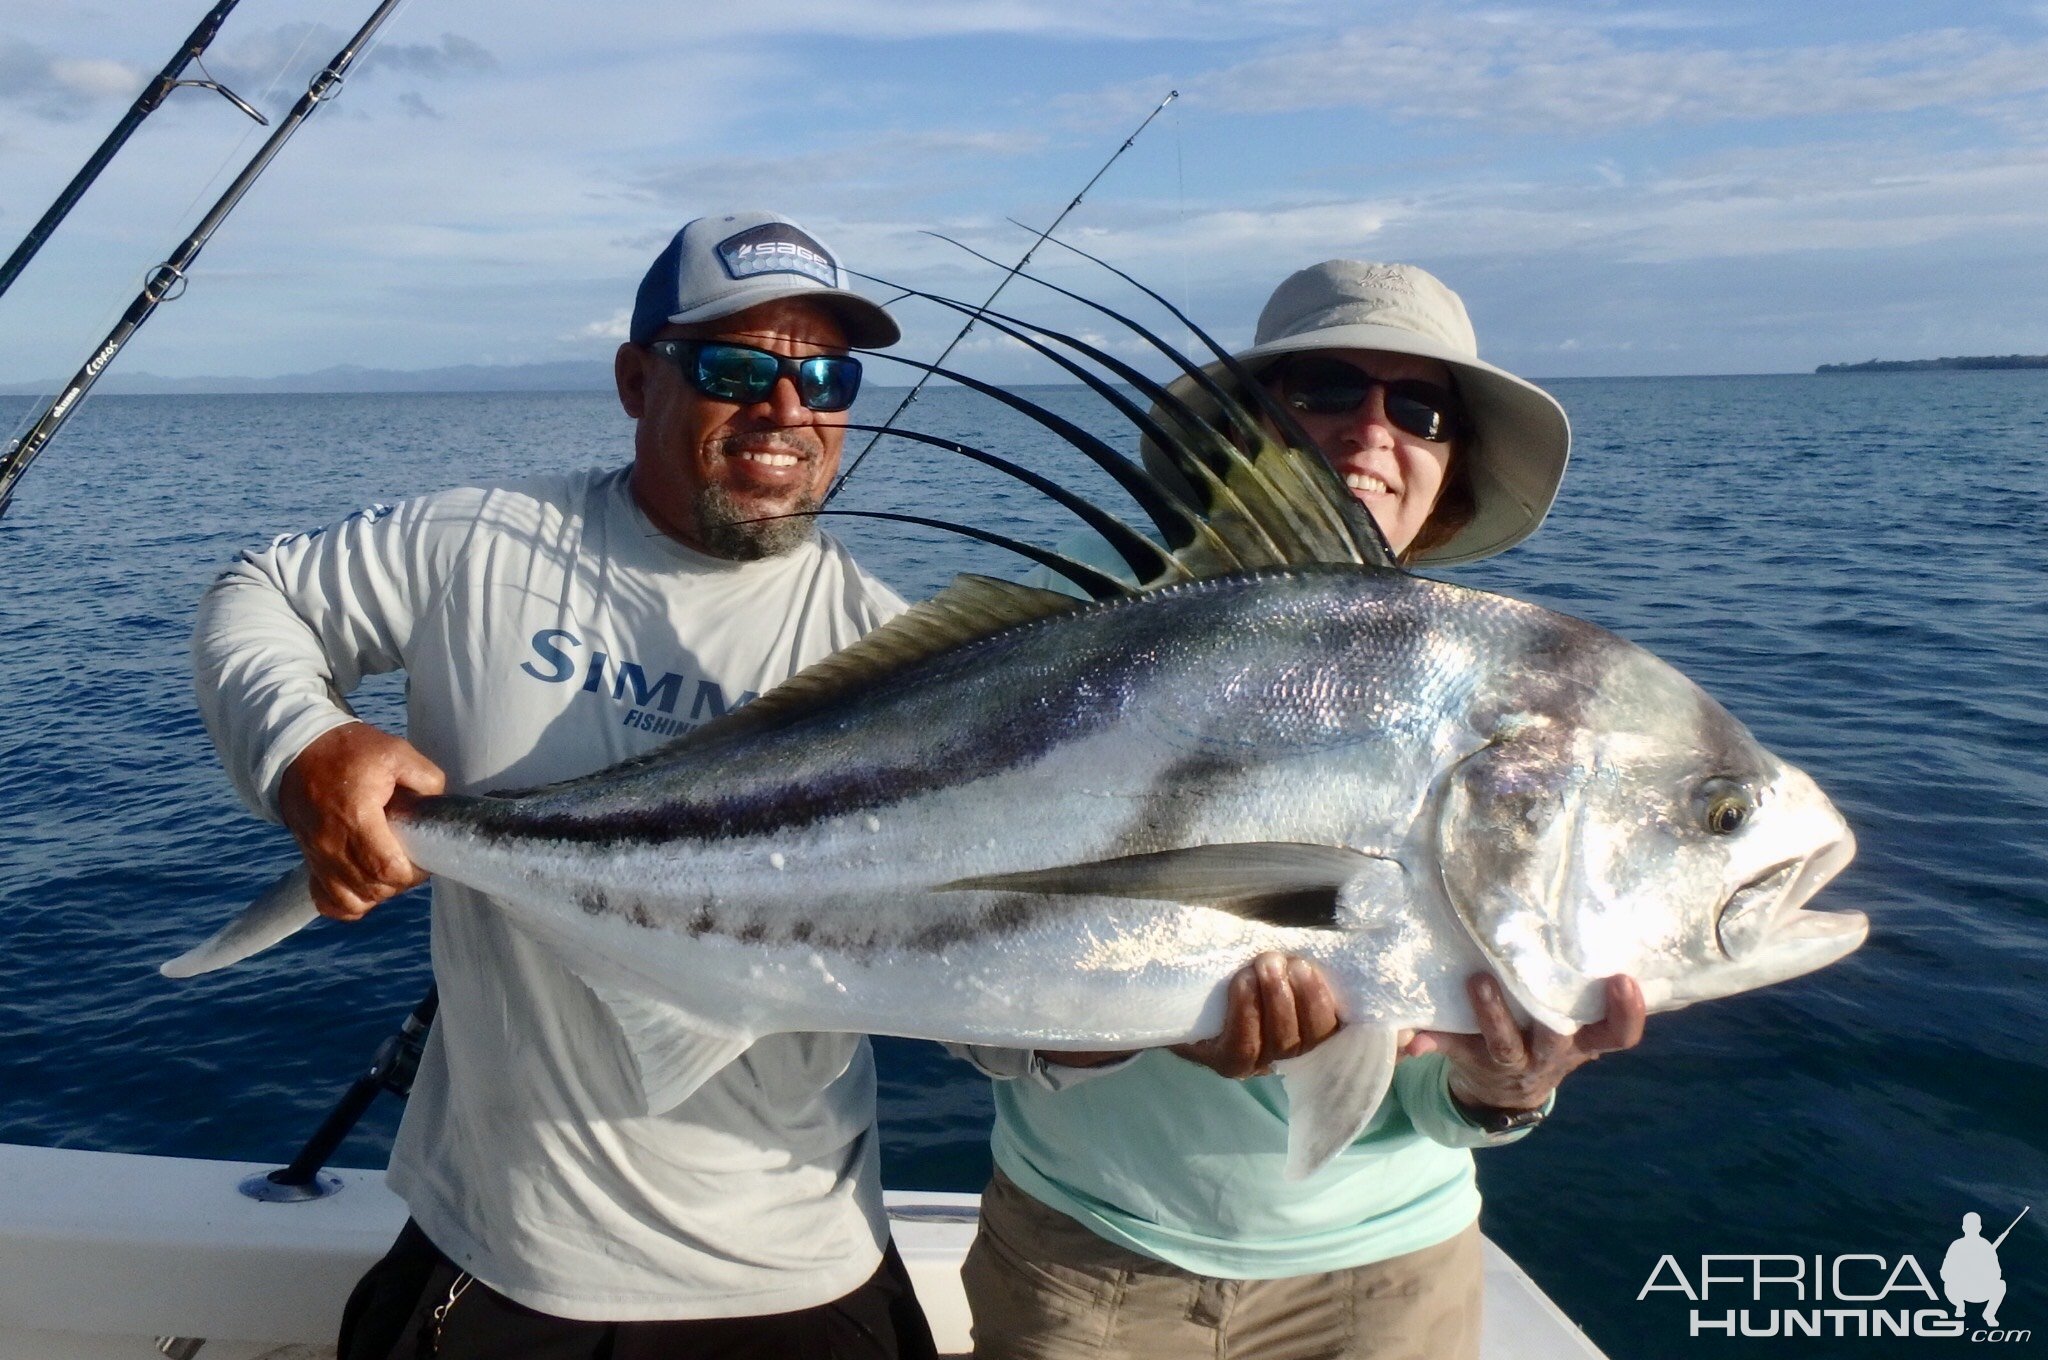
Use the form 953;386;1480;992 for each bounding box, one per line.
192;466;907;1319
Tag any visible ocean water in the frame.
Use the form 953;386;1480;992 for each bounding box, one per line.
1;371;2043;1355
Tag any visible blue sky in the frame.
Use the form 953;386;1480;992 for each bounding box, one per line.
2;0;2045;382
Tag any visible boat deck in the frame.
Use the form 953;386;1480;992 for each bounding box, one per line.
0;1143;1607;1359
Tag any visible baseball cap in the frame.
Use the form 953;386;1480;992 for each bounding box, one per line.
629;211;901;348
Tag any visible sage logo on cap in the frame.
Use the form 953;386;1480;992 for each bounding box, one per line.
716;222;838;286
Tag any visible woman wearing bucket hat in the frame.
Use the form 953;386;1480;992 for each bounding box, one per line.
1144;258;1571;567
957;261;1645;1360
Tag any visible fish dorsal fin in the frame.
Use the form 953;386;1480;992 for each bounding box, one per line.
661;573;1089;757
1144;401;1393;579
1230;423;1392;567
973;228;1398;570
843;270;1394;584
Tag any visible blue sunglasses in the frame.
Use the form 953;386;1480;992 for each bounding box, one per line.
649;339;862;412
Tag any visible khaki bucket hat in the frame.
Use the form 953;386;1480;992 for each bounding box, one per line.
1149;260;1570;565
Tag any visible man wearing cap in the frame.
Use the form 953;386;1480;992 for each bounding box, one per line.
960;261;1646;1360
193;212;937;1358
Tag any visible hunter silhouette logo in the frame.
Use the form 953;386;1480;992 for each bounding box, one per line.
1943;1208;2026;1330
1637;1205;2032;1342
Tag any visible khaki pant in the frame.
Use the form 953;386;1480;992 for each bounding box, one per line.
963;1170;1481;1360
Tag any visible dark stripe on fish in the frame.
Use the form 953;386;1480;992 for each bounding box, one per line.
420;580;1262;847
574;889;1056;958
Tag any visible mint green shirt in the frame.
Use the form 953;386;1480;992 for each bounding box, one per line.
990;1050;1519;1280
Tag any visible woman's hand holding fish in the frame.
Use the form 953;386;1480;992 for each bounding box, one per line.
1411;974;1646;1114
1039;953;1341;1076
1172;952;1343;1079
279;721;446;922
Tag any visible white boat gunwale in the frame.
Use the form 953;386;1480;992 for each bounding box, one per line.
0;1142;1607;1359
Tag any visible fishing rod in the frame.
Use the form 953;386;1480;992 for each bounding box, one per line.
1991;1206;2029;1249
0;0;267;303
0;0;411;520
825;87;1178;503
240;985;438;1202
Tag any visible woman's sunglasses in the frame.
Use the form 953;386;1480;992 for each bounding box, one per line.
649;339;862;413
1268;356;1463;443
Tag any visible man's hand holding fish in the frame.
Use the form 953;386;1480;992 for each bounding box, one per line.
277;722;443;922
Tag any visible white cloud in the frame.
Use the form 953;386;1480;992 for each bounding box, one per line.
929;200;1395;292
0;18;495;135
929;134;2048;303
0;39;142;118
1528;139;2048;262
364;32;496;79
570;309;631;342
623;130;1049;216
204;23;497;99
49;55;137;98
1190;17;2048;132
433;0;1321;44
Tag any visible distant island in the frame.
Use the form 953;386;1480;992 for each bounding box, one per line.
0;359;618;397
1817;354;2048;373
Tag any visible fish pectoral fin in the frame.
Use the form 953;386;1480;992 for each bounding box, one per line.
1272;1023;1401;1181
160;862;321;979
937;842;1390;929
584;981;755;1116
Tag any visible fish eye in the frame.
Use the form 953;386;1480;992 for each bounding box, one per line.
1707;797;1749;835
1697;779;1756;835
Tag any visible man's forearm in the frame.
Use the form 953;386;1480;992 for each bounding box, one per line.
193;498;433;820
193;565;363;821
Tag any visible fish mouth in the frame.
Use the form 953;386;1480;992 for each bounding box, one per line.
1716;832;1864;962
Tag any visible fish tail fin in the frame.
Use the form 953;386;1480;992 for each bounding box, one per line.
160;862;321;978
1273;1022;1402;1180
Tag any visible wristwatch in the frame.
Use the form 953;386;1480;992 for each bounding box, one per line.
1450;1087;1550;1135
